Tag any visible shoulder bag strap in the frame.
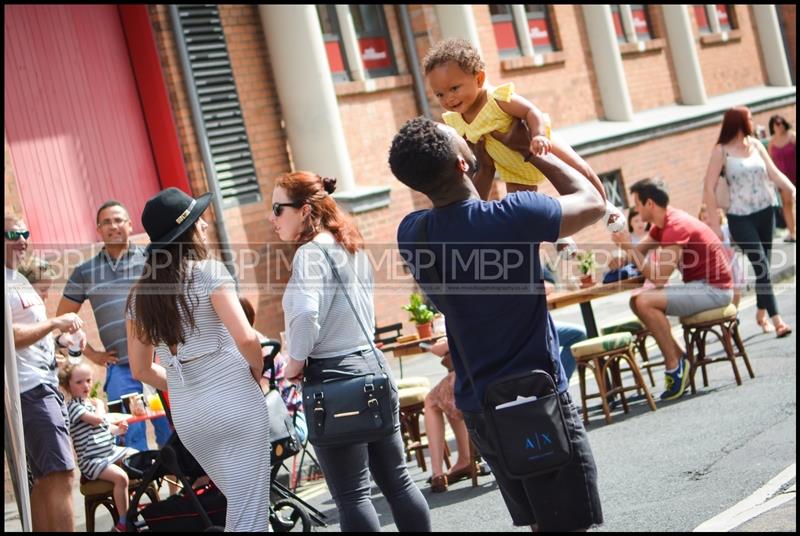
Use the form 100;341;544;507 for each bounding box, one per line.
414;215;557;408
311;242;386;374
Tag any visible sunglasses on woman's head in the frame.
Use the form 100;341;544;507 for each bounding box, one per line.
4;230;30;241
272;202;304;217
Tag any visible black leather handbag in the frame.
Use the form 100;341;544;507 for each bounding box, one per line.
301;243;395;448
415;216;572;479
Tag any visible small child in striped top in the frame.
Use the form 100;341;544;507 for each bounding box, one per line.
60;362;137;532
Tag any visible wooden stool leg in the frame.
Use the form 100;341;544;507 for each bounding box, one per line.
592;356;613;425
683;327;697;394
699;330;710;387
732;321;755;379
637;334;656;387
469;439;479;488
721;326;743;385
443;438;452;470
578;361;589;425
608;357;629;414
85;498;96;533
624;350;657;412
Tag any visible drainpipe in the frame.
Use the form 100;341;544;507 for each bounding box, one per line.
398;5;431;118
168;5;238;286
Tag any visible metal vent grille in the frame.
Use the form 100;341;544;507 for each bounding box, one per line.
173;5;261;207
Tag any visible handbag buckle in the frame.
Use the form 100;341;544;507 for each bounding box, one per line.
313;392;324;400
364;384;375;393
367;398;379;408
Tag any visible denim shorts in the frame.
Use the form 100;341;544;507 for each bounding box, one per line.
463;392;603;531
20;383;76;479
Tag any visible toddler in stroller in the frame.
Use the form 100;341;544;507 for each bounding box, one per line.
123;341;325;532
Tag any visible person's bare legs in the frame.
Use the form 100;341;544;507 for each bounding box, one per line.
631;290;683;370
99;463;130;523
780;188;796;240
423;399;447;478
31;470;75;532
445;416;472;474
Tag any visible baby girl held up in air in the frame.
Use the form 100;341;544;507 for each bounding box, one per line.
422;38;624;238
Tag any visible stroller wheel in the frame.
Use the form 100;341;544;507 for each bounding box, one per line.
271;498;312;532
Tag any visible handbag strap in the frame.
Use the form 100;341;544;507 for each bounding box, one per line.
414;215;557;408
311;241;386;374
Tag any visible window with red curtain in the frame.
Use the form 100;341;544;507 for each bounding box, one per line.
490;5;521;58
716;5;734;31
350;5;396;78
694;5;712;34
317;5;350;82
630;5;654;41
524;5;557;53
610;5;627;44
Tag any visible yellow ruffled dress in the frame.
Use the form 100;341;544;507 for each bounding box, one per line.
443;82;546;187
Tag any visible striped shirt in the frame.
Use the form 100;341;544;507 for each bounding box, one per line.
63;245;146;366
67;398;119;479
283;238;375;362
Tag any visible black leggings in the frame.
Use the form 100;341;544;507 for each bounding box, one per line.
727;206;778;316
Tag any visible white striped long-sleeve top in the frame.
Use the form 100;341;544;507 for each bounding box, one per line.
283;239;375;362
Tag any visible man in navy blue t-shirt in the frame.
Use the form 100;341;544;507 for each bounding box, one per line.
390;117;606;532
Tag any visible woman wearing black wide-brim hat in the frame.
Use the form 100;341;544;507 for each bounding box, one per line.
125;187;272;531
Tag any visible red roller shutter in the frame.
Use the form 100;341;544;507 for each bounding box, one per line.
4;5;162;245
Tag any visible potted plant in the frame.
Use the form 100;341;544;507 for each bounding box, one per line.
402;292;435;338
577;251;596;288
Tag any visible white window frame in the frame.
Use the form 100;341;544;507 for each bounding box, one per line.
492;5;558;65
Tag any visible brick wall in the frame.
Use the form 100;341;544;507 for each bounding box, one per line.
621;6;681;112
148;5;292;338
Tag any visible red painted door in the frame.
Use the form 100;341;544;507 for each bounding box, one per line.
4;5;161;245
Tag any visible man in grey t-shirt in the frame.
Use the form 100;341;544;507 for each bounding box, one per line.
56;201;172;451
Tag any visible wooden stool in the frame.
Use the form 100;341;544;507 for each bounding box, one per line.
571;333;657;425
680;304;754;394
398;386;449;472
80;476;160;532
601;317;663;387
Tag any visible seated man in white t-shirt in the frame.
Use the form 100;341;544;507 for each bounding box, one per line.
5;214;85;532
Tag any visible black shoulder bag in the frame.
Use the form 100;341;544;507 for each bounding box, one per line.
416;216;572;479
300;243;395;447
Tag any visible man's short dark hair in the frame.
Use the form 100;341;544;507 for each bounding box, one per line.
630;178;669;208
388;117;458;194
96;200;129;224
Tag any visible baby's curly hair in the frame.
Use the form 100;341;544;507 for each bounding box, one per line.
422;38;485;75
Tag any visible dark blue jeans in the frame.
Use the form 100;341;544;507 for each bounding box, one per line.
727;206;778;316
306;352;431;532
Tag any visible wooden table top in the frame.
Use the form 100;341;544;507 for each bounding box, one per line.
547;276;644;311
380;333;447;357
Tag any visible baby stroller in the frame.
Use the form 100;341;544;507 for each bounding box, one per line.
123;340;324;531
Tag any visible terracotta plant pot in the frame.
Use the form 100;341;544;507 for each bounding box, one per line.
579;274;595;288
416;321;433;339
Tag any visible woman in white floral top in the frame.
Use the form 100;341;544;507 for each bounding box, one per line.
702;106;795;338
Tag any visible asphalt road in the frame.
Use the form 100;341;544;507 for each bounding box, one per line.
297;278;796;532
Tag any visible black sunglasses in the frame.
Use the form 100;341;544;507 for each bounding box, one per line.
272;202;304;217
4;230;30;241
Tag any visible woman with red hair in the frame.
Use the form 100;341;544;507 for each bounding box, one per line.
702;106;795;337
268;171;430;532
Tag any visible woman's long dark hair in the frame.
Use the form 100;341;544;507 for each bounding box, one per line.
276;171;364;254
717;106;753;145
126;223;208;347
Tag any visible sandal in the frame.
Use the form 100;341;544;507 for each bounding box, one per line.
430;474;448;493
446;465;473;484
776;324;793;339
757;316;775;333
